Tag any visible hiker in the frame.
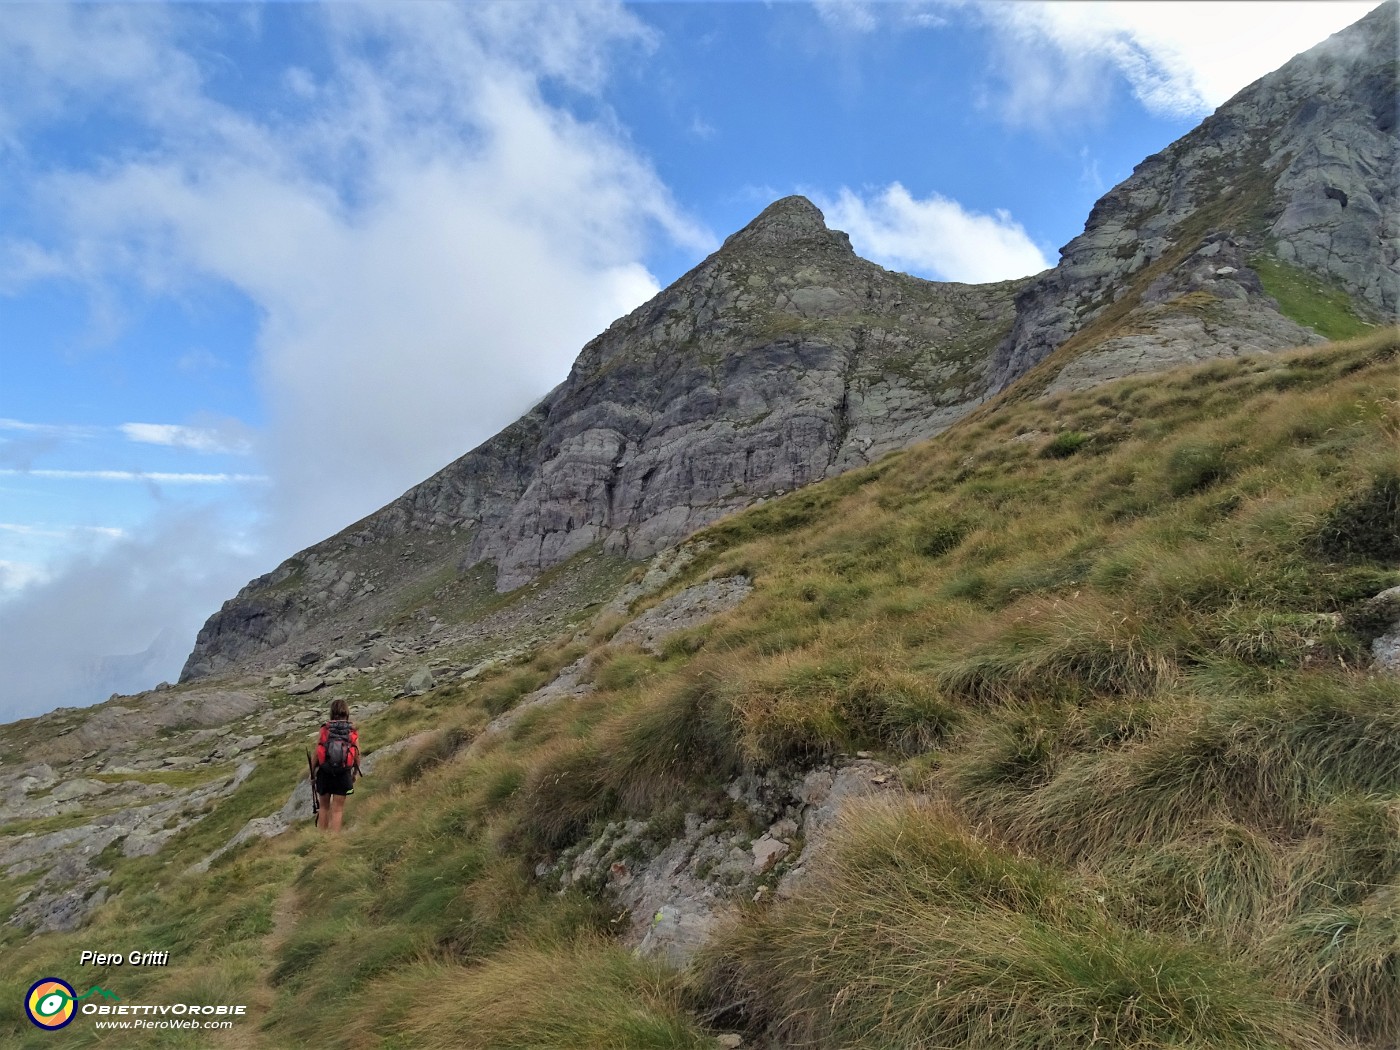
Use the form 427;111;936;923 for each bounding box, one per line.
312;697;359;832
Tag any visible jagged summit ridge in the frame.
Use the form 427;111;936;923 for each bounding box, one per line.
721;195;853;251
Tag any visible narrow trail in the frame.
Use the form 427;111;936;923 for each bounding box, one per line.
219;881;299;1050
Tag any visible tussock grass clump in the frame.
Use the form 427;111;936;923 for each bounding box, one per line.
1205;608;1357;668
934;595;1178;704
1040;429;1092;458
1269;888;1400;1043
946;674;1400;864
386;940;713;1049
515;659;743;854
395;725;476;785
1163;437;1236;496
1107;821;1288;939
726;650;955;762
696;800;1333;1050
1311;470;1400;564
908;509;973;556
587;644;662;690
513;740;617;854
603;662;746;798
478;666;552;716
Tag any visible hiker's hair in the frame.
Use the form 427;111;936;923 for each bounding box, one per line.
330;698;349;722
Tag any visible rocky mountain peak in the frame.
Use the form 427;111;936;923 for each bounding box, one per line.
720;195;852;252
179;192;1026;680
177;5;1395;683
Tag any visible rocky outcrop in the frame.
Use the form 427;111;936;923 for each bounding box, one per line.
1366;585;1400;674
4;761;256;933
549;759;902;968
991;0;1398;393
610;576;753;654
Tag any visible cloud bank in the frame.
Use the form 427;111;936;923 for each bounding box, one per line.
806;2;1375;127
821;183;1051;282
975;1;1377;127
8;3;711;547
0;509;264;720
0;2;712;721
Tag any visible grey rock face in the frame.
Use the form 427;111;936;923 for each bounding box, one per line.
459;195;1022;592
990;1;1398;392
1368;585;1400;673
549;758;900;969
402;667;435;695
610;576;753;654
4;761;256;933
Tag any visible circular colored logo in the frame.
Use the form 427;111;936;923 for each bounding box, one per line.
25;978;77;1030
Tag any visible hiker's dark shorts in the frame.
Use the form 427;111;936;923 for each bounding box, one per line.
316;767;354;797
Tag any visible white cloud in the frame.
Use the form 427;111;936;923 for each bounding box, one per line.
175;348;227;374
820;182;1051;283
13;3;711;554
689;114;718;140
0;2;716;715
0;523;125;538
976;1;1377;125
0;418;99;438
120;422;253;455
0;469;267;484
815;0;880;34
813;1;949;33
0;4;198;149
0;559;49;596
0;239;68;290
0;507;264;721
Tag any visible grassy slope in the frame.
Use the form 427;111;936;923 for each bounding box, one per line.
2;329;1398;1049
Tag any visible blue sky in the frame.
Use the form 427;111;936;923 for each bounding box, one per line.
0;0;1377;720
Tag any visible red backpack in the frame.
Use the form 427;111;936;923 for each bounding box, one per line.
317;720;358;771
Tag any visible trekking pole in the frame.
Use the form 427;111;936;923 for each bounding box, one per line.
306;750;320;820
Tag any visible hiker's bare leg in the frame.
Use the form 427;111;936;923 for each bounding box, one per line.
328;794;346;832
317;793;332;830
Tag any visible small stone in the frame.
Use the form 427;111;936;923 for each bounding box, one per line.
716;1035;744;1049
769;817;799;840
751;834;790;874
403;667;436;694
